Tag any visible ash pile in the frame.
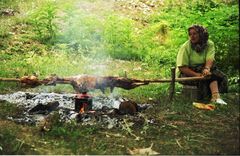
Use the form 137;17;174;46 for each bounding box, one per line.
0;92;153;129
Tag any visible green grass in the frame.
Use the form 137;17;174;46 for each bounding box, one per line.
0;93;239;155
0;102;38;154
0;0;239;154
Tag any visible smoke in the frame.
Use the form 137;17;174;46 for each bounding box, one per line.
55;0;116;76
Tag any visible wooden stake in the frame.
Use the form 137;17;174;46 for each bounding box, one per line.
141;76;206;83
0;75;207;92
169;67;176;101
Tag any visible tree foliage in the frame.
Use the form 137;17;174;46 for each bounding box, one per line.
27;1;58;44
0;0;238;78
102;0;239;73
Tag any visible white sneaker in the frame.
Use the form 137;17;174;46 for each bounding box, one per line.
214;98;227;105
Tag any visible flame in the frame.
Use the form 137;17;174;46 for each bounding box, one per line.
79;103;88;114
80;106;84;114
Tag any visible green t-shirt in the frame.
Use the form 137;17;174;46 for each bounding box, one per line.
176;40;215;76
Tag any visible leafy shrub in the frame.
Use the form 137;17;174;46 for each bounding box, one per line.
0;0;19;11
103;15;140;60
204;5;239;71
147;1;239;73
136;22;174;67
103;15;171;62
27;1;58;44
54;5;105;57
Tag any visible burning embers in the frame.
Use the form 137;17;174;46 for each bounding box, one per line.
0;92;151;127
74;92;139;115
75;92;93;114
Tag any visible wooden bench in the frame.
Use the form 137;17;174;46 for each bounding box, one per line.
181;85;199;100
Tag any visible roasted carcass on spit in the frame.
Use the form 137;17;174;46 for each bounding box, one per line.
43;75;149;93
0;74;206;93
0;75;148;93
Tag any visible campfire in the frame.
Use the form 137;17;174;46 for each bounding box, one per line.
0;73;207;93
75;92;93;114
0;73;205;128
0;91;151;128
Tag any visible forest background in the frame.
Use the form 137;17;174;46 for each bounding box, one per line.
0;0;239;155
